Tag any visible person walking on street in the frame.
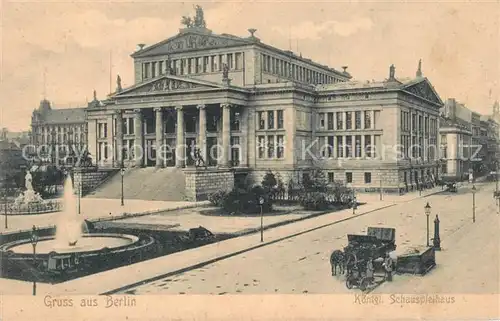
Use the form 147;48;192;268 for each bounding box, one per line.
383;252;393;282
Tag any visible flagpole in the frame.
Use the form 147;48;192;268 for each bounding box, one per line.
109;50;113;95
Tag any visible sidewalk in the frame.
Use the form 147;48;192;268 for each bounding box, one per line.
0;185;444;295
0;198;208;234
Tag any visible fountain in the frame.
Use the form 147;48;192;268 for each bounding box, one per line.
0;174;155;278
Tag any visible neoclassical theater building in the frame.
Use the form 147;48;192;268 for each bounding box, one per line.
85;8;443;198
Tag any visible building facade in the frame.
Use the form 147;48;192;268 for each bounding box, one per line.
83;9;445;195
30;99;87;167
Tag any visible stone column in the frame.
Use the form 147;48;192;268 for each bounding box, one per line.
155;107;164;168
371;110;375;129
197;104;207;165
175;106;185;168
221;103;231;167
115;110;124;166
133;109;143;167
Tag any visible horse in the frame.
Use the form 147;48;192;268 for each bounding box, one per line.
329;250;345;276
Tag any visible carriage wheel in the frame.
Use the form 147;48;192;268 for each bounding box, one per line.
346;278;353;289
359;278;368;291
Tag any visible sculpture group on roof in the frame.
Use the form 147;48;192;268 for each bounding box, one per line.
181;5;207;29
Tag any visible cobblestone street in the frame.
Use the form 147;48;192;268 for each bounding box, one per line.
122;183;498;295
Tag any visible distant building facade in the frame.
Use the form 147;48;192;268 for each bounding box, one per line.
30;99;87;167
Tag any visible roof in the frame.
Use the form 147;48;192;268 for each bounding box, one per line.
316;76;443;106
0;140;21;151
34;108;86;125
131;27;350;78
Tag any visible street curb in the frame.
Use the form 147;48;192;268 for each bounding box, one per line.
102;202;398;295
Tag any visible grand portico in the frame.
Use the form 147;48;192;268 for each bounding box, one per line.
88;74;252;170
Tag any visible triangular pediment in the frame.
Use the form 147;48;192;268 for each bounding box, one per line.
112;75;224;97
132;29;251;58
402;78;443;106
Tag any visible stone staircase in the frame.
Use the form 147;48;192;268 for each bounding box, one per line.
86;167;187;201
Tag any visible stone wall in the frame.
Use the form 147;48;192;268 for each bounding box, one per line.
184;169;235;201
73;167;118;196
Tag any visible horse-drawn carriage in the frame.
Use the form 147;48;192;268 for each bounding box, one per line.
330;227;396;291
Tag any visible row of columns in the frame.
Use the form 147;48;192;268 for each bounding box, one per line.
115;104;234;168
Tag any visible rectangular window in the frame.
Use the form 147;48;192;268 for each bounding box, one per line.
364;172;372;184
203;56;209;73
355;111;362;129
328;172;334;183
267;135;275;158
258;112;265;130
158;61;164;75
419;115;423;132
327;136;334;158
127;118;134;135
346;112;352;130
346;136;352;157
364;111;371;129
151;62;156;78
337;136;343;158
318;113;325;129
412;114;417;132
277;135;284;158
277;110;284;129
258;136;265;158
336;112;343;130
364;135;372;158
346;172;353;183
327;112;334;130
144;62;150;79
355;135;361;157
267;111;274;129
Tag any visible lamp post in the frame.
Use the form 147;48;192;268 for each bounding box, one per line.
424;202;431;247
120;167;125;206
259;196;264;243
433;215;441;250
77;181;81;214
379;169;383;201
30;225;39;296
4;184;7;230
472;185;476;223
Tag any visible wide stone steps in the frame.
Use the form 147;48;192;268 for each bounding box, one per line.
87;167;186;201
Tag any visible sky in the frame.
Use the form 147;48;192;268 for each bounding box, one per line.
0;0;499;132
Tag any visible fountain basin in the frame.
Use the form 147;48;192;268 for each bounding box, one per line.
0;233;156;281
4;234;139;255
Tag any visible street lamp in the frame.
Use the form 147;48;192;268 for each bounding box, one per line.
472;185;476;223
30;225;39;296
259;196;264;243
120;167;125;206
424;202;431;247
77;181;81;214
3;183;8;229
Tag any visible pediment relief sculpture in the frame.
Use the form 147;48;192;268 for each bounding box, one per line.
405;81;441;105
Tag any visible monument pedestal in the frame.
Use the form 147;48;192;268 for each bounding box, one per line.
184;168;234;201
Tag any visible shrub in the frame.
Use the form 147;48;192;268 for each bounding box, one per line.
208;190;227;207
300;192;329;211
217;185;273;215
327;181;353;204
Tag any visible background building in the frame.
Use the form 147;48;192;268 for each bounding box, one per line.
31;99;87;167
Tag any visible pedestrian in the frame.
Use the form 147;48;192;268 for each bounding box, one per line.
383;252;393;282
365;257;374;283
352;197;357;215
